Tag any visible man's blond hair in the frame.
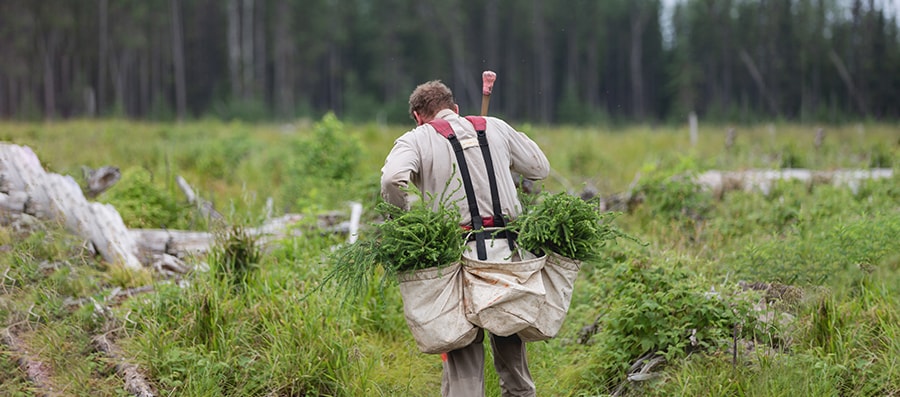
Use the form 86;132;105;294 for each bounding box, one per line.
409;80;455;121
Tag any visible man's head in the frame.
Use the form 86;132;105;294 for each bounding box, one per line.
409;80;457;125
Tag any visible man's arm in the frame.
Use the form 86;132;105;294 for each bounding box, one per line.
380;137;419;209
492;118;550;180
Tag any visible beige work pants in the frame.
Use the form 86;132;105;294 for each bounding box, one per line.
441;329;535;397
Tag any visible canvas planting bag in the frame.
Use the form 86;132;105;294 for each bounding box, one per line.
518;252;582;342
461;239;548;337
397;262;478;354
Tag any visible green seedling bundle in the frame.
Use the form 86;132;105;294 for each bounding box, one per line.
513;192;632;262
325;189;632;303
324;195;467;302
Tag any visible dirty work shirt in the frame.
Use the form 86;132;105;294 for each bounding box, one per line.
381;109;550;224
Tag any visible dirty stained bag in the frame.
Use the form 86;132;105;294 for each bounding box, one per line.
397;262;479;354
518;252;582;342
461;239;548;337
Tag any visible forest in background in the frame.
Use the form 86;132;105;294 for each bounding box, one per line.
1;0;899;124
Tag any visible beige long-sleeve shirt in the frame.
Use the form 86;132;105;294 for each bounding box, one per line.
381;109;550;225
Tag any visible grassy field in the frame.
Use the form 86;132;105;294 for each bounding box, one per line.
1;117;898;396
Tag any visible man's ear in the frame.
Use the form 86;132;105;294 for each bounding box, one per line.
453;104;459;114
413;111;423;126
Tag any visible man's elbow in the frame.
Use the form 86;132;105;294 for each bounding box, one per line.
521;158;550;180
381;173;408;207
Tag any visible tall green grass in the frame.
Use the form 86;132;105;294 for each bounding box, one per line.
2;119;898;395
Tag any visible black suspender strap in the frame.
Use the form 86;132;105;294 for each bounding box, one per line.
429;117;517;260
429;119;488;260
465;116;516;252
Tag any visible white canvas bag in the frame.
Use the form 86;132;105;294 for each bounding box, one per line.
518;252;582;341
461;239;547;337
397;262;479;354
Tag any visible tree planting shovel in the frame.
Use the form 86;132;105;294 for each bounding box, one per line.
481;70;496;116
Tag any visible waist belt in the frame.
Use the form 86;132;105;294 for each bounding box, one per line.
465;229;517;243
461;216;504;230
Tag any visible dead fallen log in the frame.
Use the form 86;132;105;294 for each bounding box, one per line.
2;143;357;274
580;168;892;213
84;166;121;198
695;168;894;197
93;334;156;397
64;285;157;310
175;175;224;222
1;143;143;269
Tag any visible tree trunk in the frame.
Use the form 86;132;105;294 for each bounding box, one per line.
241;0;254;99
630;6;649;121
227;0;242;99
328;43;342;114
0;75;5;117
828;49;868;116
254;0;266;101
110;50;133;115
98;0;108;116
564;15;579;95
739;48;779;115
170;0;187;120
484;0;500;72
273;0;294;117
40;32;59;120
424;1;478;111
138;52;149;116
586;31;600;108
532;0;553;123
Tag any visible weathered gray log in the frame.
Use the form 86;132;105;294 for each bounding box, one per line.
64;285;157;309
1;144;143;269
175;175;224;221
0;144;372;273
130;229;214;258
129;213;310;260
93;334;156;397
84;165;121;197
695;168;894;197
0;190;27;212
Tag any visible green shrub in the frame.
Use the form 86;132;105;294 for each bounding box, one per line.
725;208;900;290
210;225;262;290
567;259;751;393
185;134;256;181
99;167;190;229
281;112;365;211
866;143;895;168
636;158;712;229
778;143;807;169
